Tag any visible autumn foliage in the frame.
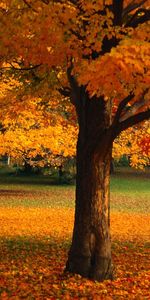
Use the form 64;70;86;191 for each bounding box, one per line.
0;0;150;282
0;0;149;166
0;76;149;168
113;122;150;168
0;76;77;166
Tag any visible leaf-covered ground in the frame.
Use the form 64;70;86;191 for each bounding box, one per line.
0;208;150;299
0;170;150;299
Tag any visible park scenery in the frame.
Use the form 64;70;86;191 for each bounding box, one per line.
0;168;150;299
0;0;150;299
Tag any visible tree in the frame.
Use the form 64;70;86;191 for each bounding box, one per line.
0;78;77;167
113;121;150;169
0;0;150;281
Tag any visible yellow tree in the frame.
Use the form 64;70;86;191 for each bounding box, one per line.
0;78;77;167
113;121;150;168
0;0;150;281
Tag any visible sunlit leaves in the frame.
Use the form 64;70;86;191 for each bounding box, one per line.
0;115;78;166
78;38;150;100
0;73;78;166
113;121;150;168
0;207;149;299
0;0;149;123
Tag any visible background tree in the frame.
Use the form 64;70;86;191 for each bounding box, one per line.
0;0;150;281
113;121;150;169
0;77;77;169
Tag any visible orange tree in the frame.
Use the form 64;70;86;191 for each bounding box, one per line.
0;0;150;281
0;82;149;169
0;116;77;169
113;121;150;169
0;77;77;167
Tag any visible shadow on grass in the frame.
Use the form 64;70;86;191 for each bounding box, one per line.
114;167;150;180
0;166;149;186
0;173;76;187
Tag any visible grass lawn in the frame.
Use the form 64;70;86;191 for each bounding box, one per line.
0;167;149;213
0;167;150;299
110;168;150;213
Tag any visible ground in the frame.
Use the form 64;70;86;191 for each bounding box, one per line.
0;168;149;299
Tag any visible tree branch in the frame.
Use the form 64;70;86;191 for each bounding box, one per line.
23;0;34;9
117;109;150;134
41;0;79;7
58;87;71;97
22;0;38;12
67;62;80;106
113;0;124;25
123;0;148;18
119;89;149;122
125;8;150;27
41;0;50;4
0;64;41;71
112;93;134;126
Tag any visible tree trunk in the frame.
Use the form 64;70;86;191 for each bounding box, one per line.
7;156;11;166
65;90;114;281
23;160;33;174
58;165;63;184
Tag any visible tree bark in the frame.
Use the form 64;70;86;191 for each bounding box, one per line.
65;89;114;281
58;165;63;184
23;160;33;174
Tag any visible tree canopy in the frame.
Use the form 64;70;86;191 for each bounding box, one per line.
0;1;149;128
0;0;149;167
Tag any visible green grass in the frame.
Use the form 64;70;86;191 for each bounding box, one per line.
110;168;150;213
0;167;149;213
